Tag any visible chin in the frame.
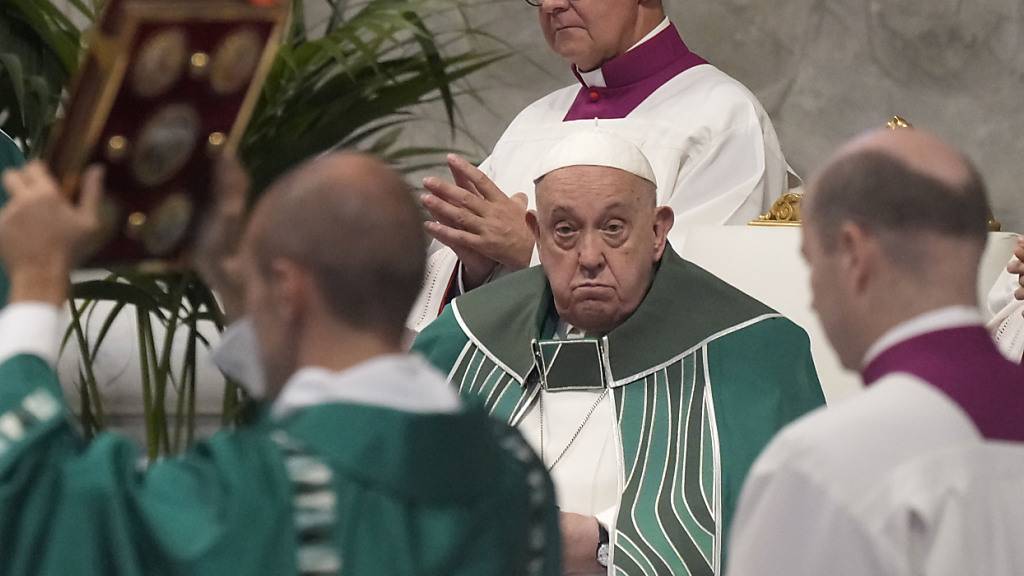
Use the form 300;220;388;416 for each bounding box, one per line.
568;304;617;333
554;41;599;69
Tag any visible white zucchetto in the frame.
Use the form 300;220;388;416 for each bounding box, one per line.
533;129;657;187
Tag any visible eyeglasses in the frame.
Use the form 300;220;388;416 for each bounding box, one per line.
524;0;541;6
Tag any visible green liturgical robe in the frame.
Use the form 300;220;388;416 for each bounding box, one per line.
413;246;825;575
0;130;23;305
0;350;560;575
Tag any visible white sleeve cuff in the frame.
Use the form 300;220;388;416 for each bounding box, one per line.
987;266;1019;318
594;504;618;534
456;262;502;294
0;302;62;368
594;504;618;576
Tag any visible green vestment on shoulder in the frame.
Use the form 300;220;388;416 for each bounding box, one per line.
0;130;23;305
0;354;561;576
414;246;825;575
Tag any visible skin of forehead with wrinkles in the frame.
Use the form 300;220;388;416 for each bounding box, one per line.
833;128;972;191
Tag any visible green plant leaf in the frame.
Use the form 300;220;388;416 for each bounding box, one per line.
0;53;27;125
400;10;455;136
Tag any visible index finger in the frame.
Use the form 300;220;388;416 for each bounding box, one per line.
447;155;506;202
214;154;249;215
20;161;61;197
1;168;27;198
446;154;479;197
422;176;486;215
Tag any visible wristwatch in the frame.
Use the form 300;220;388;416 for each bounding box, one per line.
596;523;610;568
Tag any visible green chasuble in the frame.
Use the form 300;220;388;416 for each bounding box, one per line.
0;130;23;305
413;246;825;575
0;354;560;576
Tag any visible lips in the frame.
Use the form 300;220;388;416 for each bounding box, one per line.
553;24;585;33
572;284;614;298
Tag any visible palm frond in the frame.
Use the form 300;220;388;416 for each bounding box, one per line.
2;0;507;456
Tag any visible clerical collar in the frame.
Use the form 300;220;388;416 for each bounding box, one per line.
564;21;707;121
576;18;671;88
555;319;588;340
861;305;983;369
860;307;1024;442
273;354;461;419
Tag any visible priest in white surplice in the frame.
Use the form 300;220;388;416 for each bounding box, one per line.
728;129;1024;576
409;0;790;331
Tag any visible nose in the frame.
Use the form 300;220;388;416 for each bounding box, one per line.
540;0;569;14
577;232;606;276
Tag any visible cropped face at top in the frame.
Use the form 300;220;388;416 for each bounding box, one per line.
535;0;645;71
530;165;673;334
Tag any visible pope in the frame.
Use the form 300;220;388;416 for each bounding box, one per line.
413;130;824;575
410;0;792;331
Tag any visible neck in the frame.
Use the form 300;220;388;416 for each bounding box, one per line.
297;320;402;375
579;11;666;72
628;10;666;49
856;289;977;367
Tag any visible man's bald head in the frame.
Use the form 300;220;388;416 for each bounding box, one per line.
248;152;425;343
801;129;992;369
805;128;990;268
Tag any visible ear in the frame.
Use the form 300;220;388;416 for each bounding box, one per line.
651;206;674;261
267;259;311;325
526;210;541;243
836;222;875;295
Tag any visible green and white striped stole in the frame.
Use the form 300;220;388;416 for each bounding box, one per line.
448;342;720;576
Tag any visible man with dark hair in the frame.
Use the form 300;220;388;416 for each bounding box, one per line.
409;0;791;331
727;128;1024;576
0;155;560;576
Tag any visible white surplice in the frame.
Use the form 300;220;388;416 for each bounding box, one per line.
727;308;1024;576
987;266;1024;362
408;21;789;331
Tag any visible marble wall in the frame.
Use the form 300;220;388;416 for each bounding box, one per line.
343;0;1024;232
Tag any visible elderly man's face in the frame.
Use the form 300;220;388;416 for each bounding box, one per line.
529;166;673;333
538;0;644;71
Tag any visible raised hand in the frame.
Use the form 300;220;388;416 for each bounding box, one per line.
0;161;104;305
421;154;534;290
1009;236;1024;301
194;154;250;321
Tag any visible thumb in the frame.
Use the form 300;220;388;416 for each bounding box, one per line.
215;154;250;212
78;165;105;219
511;192;528;209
